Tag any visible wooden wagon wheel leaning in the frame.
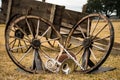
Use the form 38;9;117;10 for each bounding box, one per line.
65;13;114;73
5;13;114;74
5;15;65;73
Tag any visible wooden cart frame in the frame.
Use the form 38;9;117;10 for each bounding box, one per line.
1;0;114;74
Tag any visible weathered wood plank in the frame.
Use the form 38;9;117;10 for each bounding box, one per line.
62;9;87;26
0;0;87;36
60;9;88;35
0;0;65;23
6;0;12;24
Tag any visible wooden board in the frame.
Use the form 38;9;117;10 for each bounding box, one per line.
0;0;65;26
0;0;65;38
61;9;88;35
0;0;88;36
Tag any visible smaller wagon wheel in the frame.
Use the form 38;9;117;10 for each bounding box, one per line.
65;13;114;73
5;15;63;73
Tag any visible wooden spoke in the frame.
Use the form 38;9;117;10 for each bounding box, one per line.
92;23;108;40
78;25;86;38
18;47;32;62
41;37;60;44
91;17;100;36
25;18;34;37
39;27;51;39
93;35;110;42
87;17;90;37
89;48;98;62
35;19;40;38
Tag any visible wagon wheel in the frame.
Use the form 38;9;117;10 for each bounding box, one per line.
5;15;63;73
65;13;114;73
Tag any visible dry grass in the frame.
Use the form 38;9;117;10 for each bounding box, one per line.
0;21;120;80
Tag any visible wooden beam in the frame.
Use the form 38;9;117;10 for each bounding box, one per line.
42;0;46;2
6;0;12;24
46;4;56;38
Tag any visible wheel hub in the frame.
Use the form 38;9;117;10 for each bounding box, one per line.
31;39;41;49
15;29;24;39
82;37;92;48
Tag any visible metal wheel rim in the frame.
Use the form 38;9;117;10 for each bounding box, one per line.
5;15;63;73
65;13;114;73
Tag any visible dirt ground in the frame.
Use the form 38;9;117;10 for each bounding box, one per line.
0;20;120;80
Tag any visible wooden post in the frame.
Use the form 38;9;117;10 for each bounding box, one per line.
46;5;56;38
42;0;45;2
6;0;12;24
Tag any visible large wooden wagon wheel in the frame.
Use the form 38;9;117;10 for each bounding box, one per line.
5;15;63;73
65;13;114;73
